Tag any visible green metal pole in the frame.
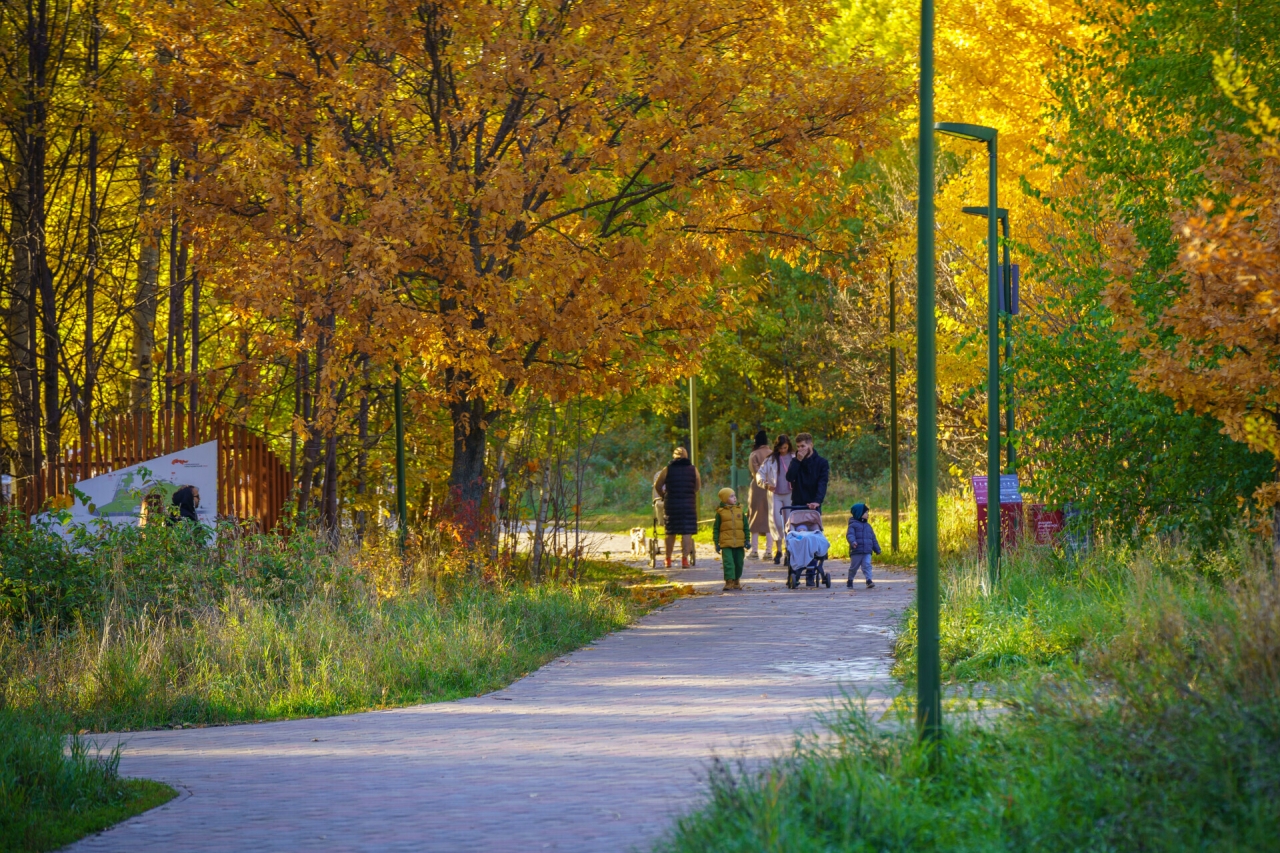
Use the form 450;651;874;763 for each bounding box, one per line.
916;0;942;743
689;376;699;513
1002;216;1014;473
394;371;407;553
889;267;900;554
985;136;1001;590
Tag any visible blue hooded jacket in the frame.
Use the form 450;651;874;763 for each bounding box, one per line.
845;503;881;556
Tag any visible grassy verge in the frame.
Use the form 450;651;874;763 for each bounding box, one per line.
2;546;671;732
2;512;679;846
0;708;176;853
656;535;1280;851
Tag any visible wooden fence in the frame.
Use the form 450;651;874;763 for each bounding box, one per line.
12;411;292;531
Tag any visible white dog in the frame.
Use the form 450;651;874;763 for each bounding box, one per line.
630;527;648;557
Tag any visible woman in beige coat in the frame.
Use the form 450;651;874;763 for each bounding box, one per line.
747;430;773;558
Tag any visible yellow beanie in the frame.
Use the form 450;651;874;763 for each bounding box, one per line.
718;487;735;503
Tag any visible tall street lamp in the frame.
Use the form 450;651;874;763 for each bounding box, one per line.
916;0;942;743
888;261;900;554
936;121;1000;590
962;205;1016;473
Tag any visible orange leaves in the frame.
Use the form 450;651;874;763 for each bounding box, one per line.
135;0;905;455
1104;131;1280;465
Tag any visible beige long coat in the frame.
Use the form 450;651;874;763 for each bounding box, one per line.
747;446;773;534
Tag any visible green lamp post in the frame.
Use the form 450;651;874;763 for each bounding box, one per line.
689;375;699;513
394;370;408;553
962;205;1016;473
936;121;1000;590
889;267;900;554
917;0;942;742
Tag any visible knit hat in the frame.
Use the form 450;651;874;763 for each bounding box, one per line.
718;487;735;504
851;502;868;520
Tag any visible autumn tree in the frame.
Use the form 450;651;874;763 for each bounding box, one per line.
1104;57;1280;565
131;0;906;512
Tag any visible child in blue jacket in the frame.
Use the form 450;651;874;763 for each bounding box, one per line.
845;503;880;589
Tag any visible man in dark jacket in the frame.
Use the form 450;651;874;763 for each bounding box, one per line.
785;432;829;509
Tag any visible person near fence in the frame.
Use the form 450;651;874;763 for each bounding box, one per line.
747;430;773;559
654;447;701;568
764;434;794;565
713;487;748;592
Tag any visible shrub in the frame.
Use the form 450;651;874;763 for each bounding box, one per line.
0;509;97;630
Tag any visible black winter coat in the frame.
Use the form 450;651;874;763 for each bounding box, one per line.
785;452;830;508
661;458;699;535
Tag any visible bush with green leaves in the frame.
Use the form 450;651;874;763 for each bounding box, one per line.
0;509;97;630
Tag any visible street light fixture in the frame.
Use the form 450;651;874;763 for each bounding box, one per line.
936;121;1001;591
962;205;1016;474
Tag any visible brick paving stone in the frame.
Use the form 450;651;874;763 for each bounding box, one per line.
69;539;914;853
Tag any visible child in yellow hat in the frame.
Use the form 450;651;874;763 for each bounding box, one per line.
713;487;748;591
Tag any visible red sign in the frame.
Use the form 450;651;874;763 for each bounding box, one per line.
1029;505;1064;545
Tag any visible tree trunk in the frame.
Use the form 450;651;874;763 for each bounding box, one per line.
130;163;161;423
188;267;200;432
529;408;554;578
321;431;338;536
448;396;489;510
6;159;41;490
10;0;54;503
75;0;102;457
354;356;370;541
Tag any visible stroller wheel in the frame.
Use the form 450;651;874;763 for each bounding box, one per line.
824;574;831;588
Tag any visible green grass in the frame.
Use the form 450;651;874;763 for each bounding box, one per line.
2;554;667;733
0;708;176;852
656;534;1280;851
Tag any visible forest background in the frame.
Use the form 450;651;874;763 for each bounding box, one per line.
3;0;1278;550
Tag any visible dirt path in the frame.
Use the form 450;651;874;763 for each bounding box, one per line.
71;550;914;853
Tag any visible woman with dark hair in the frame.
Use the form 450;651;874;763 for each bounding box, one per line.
747;430;773;559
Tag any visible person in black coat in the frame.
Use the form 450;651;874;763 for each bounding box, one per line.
168;485;201;525
785;432;829;509
654;446;701;568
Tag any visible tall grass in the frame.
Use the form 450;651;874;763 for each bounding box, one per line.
894;531;1266;682
0;708;174;852
656;536;1280;852
1;515;662;732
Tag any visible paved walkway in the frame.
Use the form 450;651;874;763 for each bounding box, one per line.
71;547;914;853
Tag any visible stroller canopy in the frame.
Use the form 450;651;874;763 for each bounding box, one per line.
786;508;823;531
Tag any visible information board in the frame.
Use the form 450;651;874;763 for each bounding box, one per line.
36;441;218;541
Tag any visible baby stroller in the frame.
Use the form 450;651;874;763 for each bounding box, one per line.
782;505;831;589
